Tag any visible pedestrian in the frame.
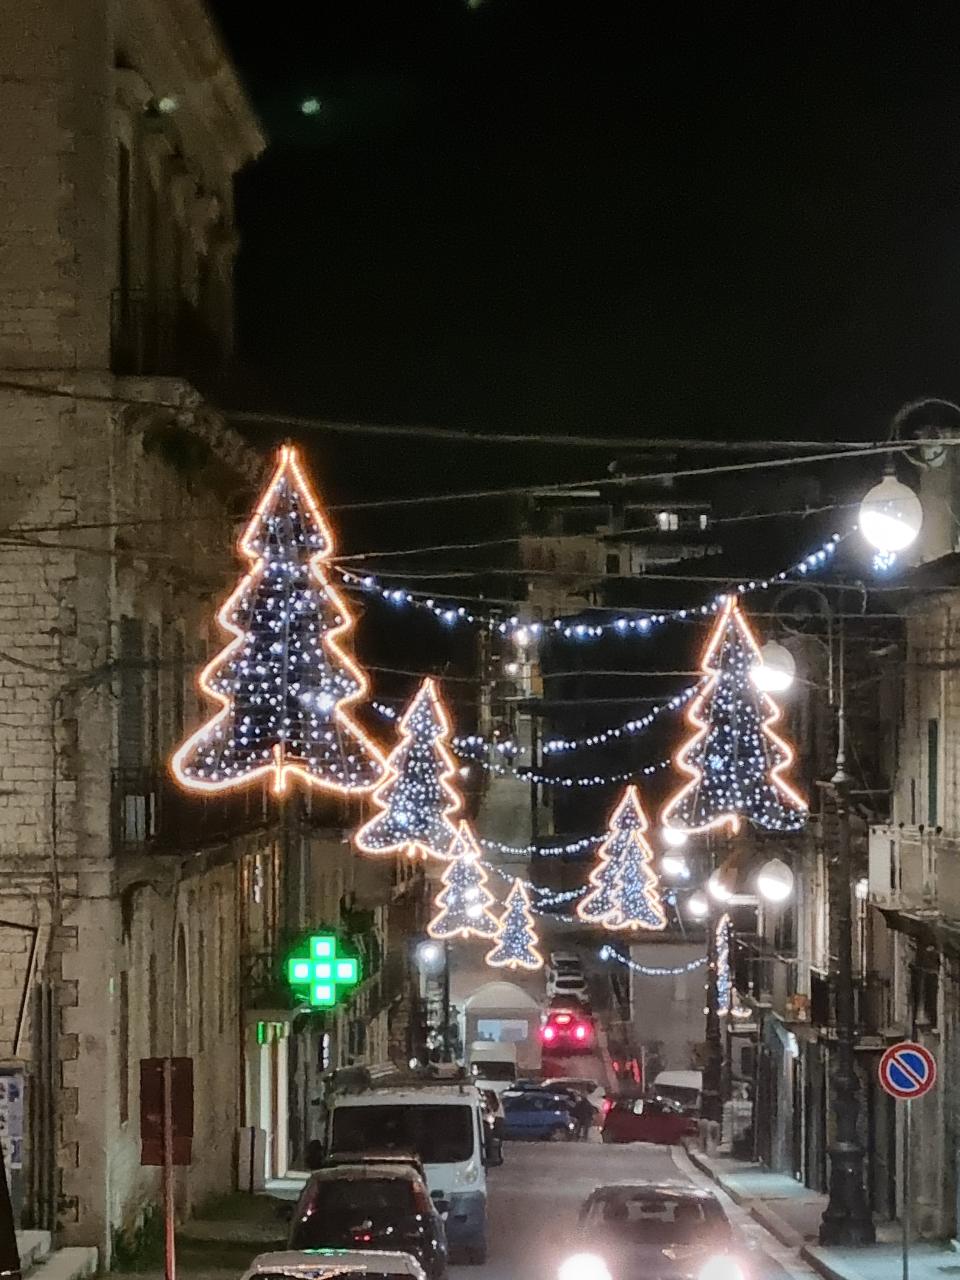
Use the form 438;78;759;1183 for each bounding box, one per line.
572;1094;595;1141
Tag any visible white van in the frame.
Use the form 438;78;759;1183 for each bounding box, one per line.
468;1041;517;1094
651;1069;702;1114
326;1081;490;1264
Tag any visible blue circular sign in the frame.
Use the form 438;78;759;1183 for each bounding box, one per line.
878;1041;937;1100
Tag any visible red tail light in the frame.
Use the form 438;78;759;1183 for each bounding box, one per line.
602;1098;612;1114
542;1025;557;1042
574;1024;587;1040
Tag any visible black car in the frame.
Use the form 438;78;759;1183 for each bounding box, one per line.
289;1163;448;1280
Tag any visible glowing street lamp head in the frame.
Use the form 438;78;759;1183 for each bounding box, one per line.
687;891;709;919
707;870;733;903
662;826;688;848
750;641;796;694
859;473;922;553
661;853;688;879
756;857;795;903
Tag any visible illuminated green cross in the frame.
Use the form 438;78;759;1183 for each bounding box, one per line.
286;934;361;1007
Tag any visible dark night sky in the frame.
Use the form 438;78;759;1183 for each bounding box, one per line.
213;0;960;449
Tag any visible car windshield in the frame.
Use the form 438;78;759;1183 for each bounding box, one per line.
554;961;581;974
582;1193;730;1245
331;1105;474;1164
290;1179;416;1246
473;1063;516;1081
655;1085;699;1108
257;1271;404;1280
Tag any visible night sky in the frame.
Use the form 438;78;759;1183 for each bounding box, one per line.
214;1;960;449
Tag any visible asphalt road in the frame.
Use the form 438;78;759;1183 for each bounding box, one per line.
451;1140;811;1280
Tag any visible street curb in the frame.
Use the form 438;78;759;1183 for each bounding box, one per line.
800;1245;868;1280
682;1141;808;1248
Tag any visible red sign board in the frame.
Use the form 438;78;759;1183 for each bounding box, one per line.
140;1057;194;1166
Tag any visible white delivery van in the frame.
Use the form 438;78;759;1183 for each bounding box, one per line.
651;1069;702;1114
326;1080;491;1264
468;1041;517;1094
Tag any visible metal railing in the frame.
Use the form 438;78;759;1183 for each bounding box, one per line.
111;765;275;852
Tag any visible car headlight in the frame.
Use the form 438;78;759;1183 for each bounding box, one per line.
559;1254;612;1280
698;1256;745;1280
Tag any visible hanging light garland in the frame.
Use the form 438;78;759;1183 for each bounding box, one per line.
355;677;461;861
598;944;708;977
337;533;840;640
661;595;807;836
716;914;732;1014
172;445;386;797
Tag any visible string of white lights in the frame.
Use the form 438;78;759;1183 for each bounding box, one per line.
479;833;602;858
463;754;673;789
338;533;840;639
598;943;708;976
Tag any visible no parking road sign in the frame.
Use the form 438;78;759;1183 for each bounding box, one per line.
878;1040;937;1101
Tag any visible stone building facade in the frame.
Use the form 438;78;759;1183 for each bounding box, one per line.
0;0;421;1261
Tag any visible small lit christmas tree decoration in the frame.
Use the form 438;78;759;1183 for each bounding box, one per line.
578;785;667;932
485;879;543;971
172;445;386;796
428;822;499;940
716;914;731;1015
355;678;461;861
661;596;807;835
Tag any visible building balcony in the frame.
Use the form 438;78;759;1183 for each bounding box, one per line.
110;289;226;383
111;765;276;853
868;823;960;920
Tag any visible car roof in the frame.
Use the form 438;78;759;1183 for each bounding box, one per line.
503;1088;570;1102
331;1088;479;1107
306;1163;420;1183
652;1071;702;1089
543;1077;601;1088
247;1249;426;1278
589;1182;720;1202
550;951;581;962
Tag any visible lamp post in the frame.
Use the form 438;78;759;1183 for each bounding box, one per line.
819;615;875;1245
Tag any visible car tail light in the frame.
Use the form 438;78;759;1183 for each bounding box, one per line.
543;1025;557;1042
602;1098;612;1114
574;1024;587;1040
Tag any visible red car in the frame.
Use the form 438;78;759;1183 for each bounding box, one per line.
601;1095;698;1144
540;1007;594;1051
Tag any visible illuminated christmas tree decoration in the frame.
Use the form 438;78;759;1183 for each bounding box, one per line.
715;915;731;1015
355;678;461;861
286;933;361;1008
485;879;543;971
577;785;667;932
428;822;499;940
661;596;807;835
172;445;386;796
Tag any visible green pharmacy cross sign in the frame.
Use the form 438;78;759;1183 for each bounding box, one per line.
286;934;361;1008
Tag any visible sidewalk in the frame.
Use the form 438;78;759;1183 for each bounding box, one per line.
685;1145;958;1280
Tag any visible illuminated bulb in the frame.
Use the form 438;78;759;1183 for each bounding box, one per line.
466;903;483;920
301;98;322;116
156;96;179;114
515;627;530;648
750;640;796;693
661;854;688;878
756;857;794;903
859;473;923;553
459;765;471;778
707;871;733;902
688;891;709;919
504;662;519;676
662;826;688;848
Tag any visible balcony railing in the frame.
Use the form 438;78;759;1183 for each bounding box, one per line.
868;823;960;919
110;289;226;381
112;765;276;853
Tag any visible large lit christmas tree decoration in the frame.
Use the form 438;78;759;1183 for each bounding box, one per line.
427;822;499;940
661;596;806;835
355;678;461;861
485;879;543;971
172;445;386;796
577;785;667;932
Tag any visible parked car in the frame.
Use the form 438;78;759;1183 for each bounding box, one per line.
288;1163;448;1280
541;1077;609;1120
601;1096;698;1145
323;1150;427;1180
501;1089;577;1141
540;1007;594;1052
546;952;590;1004
565;1182;745;1280
243;1250;427;1280
650;1070;703;1116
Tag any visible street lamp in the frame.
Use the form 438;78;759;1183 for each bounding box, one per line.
756;857;794;904
707;870;733;903
661;853;689;879
662;826;689;848
750;641;796;694
858;472;922;554
688;891;709;919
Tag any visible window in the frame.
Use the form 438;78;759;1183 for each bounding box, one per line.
331;1104;473;1164
606;552;620;575
656;511;678;532
118;617;145;771
927;719;939;825
148;624;160;764
699;513;709;530
119;970;129;1123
